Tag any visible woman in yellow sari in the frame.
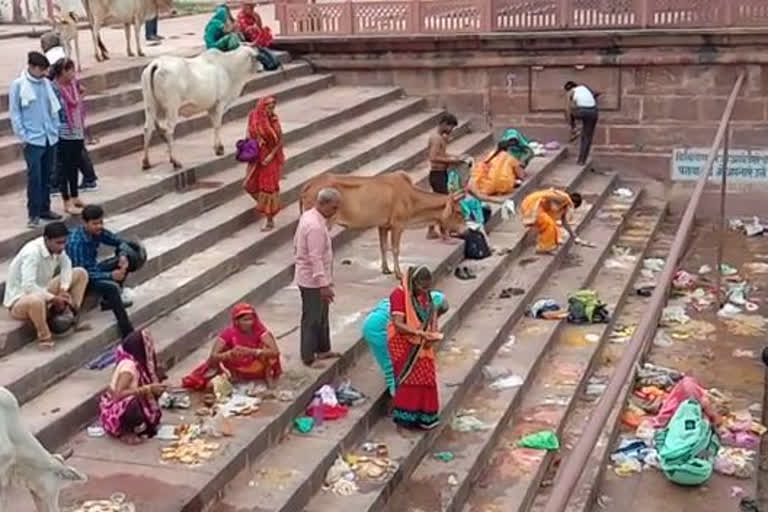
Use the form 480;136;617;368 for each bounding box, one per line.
388;266;444;430
520;188;583;254
468;140;526;200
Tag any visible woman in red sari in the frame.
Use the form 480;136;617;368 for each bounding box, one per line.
236;1;274;47
388;265;444;430
244;96;284;231
182;303;282;389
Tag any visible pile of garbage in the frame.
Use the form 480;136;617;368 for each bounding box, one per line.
72;493;135;512
295;380;367;434
323;445;399;496
613;364;765;485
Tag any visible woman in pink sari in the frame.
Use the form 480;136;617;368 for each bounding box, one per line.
100;330;166;444
183;303;282;389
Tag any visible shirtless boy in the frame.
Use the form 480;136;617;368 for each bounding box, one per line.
427;112;467;239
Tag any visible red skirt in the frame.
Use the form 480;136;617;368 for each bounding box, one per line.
388;332;440;429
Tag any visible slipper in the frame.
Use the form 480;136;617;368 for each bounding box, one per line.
462;266;477;279
454;267;471;281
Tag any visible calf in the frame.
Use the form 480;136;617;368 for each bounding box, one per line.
0;387;86;512
141;45;264;170
300;172;466;279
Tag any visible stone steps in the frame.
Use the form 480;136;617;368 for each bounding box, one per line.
390;190;666;512
0;93;441;355
293;166;609;512
20;129;493;450
11;134;503;512
208;159;596;512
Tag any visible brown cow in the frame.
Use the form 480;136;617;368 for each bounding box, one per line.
300;172;466;279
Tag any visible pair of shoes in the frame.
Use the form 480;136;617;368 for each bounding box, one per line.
40;211;63;221
79;181;99;192
27;217;40;228
500;287;525;299
454;266;476;280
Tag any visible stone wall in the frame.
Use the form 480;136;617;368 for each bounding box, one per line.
276;31;768;183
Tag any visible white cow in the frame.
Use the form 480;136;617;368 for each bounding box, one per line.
83;0;174;62
0;387;87;512
141;45;265;170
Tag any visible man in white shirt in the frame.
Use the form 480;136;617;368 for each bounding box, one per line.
3;222;88;347
564;81;599;165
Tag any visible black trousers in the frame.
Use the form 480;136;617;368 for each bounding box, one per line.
573;107;598;165
52;143;98;187
299;286;331;364
90;260;134;338
58;139;84;200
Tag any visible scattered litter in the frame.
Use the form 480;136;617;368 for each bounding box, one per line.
448;474;459;486
745;217;765;237
335;379;367;407
715;447;756;479
567;290;610;324
500;287;525;298
517;430;560;451
218;395;262;418
544;141;561;150
86;425;105;438
501;199;517;220
159;391;191;410
160;437;220;467
482;365;510;380
433;451;455;462
644;258;665;273
653;331;673;348
660;305;690;326
323;456;358;496
527;298;564;319
740;498;761;512
733;349;756;358
720;263;739;276
451;410;490;432
672;270;697;290
730;218;745;231
585;333;600;343
613;457;643;476
155;424;179;441
86;348;117;371
72;493;135;512
610;325;635;344
211;374;233;403
718;303;743;317
278;390;295;402
585;376;608;398
344;452;398;482
727;281;751;306
294;416;314;434
489;374;524;391
605;247;637;270
499;335;517;354
613;188;633;198
699;264;712;274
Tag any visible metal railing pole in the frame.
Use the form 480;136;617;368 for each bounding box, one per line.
542;71;746;512
715;123;729;305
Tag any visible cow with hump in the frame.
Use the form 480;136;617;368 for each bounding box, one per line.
0;387;86;512
299;172;466;279
83;0;174;61
141;45;265;170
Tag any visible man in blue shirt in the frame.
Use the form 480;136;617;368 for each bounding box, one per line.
9;52;64;227
67;204;134;337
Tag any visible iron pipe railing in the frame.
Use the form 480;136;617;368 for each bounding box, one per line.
543;70;746;512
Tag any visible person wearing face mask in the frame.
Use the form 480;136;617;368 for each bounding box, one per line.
9;52;63;227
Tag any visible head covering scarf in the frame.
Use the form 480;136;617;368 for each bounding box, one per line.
230;302;268;340
204;5;235;48
249;96;281;148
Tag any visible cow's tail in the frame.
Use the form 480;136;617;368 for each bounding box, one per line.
142;62;164;124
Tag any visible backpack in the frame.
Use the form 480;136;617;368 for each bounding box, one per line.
256;48;281;71
567;289;609;324
655;399;720;486
464;229;491;260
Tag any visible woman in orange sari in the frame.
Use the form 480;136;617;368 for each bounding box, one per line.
469;139;527;200
388;265;444;430
182;303;282;389
519;188;583;254
244;96;284;231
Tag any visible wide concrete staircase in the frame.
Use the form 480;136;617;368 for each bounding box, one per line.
0;52;670;511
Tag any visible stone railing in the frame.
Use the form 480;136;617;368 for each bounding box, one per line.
275;0;768;36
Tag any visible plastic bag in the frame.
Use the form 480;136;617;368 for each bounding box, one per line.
517;430;560;451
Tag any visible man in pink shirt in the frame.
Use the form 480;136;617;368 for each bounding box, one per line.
294;187;342;366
